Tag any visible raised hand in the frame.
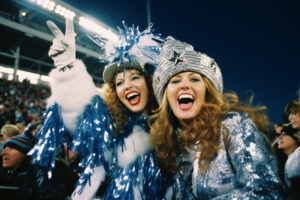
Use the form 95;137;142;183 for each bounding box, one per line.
47;17;76;69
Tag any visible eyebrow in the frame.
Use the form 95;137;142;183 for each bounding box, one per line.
116;71;142;81
173;72;200;78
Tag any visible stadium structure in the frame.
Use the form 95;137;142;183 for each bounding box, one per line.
0;0;119;86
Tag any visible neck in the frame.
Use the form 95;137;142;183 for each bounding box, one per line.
179;119;194;128
284;145;298;156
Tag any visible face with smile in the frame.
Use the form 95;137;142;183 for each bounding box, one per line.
115;69;149;113
289;113;300;130
277;133;298;155
166;71;206;124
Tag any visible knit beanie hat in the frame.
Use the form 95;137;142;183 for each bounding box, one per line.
153;36;223;104
4;134;33;155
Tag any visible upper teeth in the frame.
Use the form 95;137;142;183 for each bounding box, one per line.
127;92;139;98
179;94;193;100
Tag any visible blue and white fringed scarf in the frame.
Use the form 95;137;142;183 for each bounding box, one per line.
116;110;149;145
29;95;115;191
104;151;168;200
104;111;168;200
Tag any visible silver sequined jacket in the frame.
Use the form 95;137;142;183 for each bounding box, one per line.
171;112;287;200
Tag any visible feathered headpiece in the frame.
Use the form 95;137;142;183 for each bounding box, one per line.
90;21;164;83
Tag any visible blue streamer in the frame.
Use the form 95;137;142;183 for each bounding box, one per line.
30;95;115;193
90;21;164;76
28;103;68;178
104;151;168;200
72;95;115;191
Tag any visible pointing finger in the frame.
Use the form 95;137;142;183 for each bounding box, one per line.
65;17;74;38
47;20;64;38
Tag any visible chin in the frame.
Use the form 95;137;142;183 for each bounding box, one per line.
175;112;197;122
292;124;300;130
128;106;144;113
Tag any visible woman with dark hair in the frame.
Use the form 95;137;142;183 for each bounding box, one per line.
29;18;166;199
277;113;300;199
285;99;300;130
150;36;287;199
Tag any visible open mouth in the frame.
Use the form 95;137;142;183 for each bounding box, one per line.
126;91;141;105
178;94;194;110
2;157;9;164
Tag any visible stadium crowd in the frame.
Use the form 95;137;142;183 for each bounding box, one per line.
0;78;50;129
0;73;299;200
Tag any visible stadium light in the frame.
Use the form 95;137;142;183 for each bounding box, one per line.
0;66;14;74
40;75;51;82
28;0;75;19
20;10;27;17
8;75;14;81
17;70;40;84
79;16;119;42
26;0;118;40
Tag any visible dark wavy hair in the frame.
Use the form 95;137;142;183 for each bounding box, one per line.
285;99;300;115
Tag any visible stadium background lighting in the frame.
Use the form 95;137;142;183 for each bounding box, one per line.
0;66;51;85
27;0;119;40
78;17;119;42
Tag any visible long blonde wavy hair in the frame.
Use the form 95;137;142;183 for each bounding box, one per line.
149;76;268;175
102;66;158;137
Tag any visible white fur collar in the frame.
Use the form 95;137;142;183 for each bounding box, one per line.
117;125;153;168
48;60;100;134
71;166;106;200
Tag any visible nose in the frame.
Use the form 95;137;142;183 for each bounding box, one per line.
179;78;190;90
124;80;132;90
1;148;6;155
289;114;293;122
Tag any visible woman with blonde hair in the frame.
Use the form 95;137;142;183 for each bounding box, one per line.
0;124;19;142
150;36;287;199
0;124;19;152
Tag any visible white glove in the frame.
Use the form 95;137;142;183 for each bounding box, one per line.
47;18;76;69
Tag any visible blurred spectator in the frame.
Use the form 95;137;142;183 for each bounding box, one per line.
0;134;71;199
0;124;19;153
22;122;41;143
274;124;284;134
16;122;25;134
285;99;300;130
0;78;50;128
277;124;300;199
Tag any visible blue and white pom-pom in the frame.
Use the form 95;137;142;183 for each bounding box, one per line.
28;95;115;191
90;21;164;74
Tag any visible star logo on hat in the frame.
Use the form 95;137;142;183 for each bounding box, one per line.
169;51;184;66
211;62;216;73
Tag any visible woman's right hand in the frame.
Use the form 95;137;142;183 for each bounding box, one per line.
47;17;76;70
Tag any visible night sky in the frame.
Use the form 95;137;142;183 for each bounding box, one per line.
64;0;300;124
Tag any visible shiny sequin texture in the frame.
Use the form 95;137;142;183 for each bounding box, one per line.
29;95;115;191
90;21;164;83
104;112;168;199
170;112;287;199
104;151;167;200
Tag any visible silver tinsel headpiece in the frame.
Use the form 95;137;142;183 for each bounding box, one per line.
153;36;223;104
90;21;163;83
